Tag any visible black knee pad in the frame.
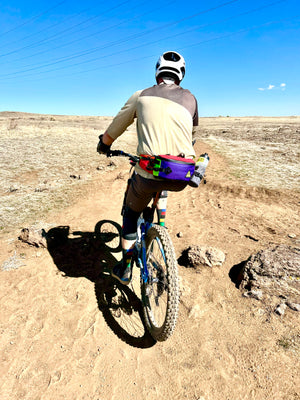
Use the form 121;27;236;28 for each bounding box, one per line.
122;206;140;240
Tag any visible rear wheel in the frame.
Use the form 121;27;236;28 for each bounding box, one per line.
141;224;179;341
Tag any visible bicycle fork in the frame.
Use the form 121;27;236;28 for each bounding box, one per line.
136;220;149;283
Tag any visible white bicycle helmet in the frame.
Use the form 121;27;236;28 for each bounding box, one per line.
155;51;185;83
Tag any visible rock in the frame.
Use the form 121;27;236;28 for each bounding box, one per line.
8;186;19;193
275;303;287;316
286;302;300;311
242;289;263;300
188;304;203;319
233;245;300;313
180;245;226;269
34;186;48;192
18;228;47;248
288;233;296;238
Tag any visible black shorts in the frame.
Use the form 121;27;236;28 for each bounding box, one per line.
125;172;188;213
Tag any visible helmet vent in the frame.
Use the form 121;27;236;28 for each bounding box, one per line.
163;52;181;62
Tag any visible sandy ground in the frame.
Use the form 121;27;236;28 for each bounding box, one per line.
0;114;299;400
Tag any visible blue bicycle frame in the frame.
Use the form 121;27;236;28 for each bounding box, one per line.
137;219;151;283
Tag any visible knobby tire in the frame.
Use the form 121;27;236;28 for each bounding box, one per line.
141;224;179;341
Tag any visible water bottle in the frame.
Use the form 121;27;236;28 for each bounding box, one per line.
189;153;209;188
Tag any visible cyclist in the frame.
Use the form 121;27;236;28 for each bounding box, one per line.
97;51;198;285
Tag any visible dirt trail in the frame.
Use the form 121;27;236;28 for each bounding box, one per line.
0;138;299;400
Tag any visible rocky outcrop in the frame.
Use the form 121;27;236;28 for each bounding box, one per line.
179;245;226;269
233;245;300;314
18;227;47;248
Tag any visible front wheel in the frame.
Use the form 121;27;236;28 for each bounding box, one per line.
141;224;179;341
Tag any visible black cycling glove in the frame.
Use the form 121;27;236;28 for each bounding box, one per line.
97;134;111;154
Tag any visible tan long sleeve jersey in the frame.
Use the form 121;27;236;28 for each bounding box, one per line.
105;83;198;179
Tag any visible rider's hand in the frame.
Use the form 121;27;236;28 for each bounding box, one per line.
97;134;111;154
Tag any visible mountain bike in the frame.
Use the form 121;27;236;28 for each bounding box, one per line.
107;149;180;342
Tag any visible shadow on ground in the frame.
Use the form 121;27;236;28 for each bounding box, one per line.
45;221;156;348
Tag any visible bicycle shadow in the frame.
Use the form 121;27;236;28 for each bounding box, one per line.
45;221;156;348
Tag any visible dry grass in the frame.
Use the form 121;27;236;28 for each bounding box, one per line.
195;116;300;190
1;112;299;234
0;112;116;233
0;251;26;271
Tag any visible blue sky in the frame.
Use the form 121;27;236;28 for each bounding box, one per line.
0;0;299;116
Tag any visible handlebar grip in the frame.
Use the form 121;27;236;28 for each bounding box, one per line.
107;150;123;157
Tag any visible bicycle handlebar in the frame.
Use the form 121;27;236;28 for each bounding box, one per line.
107;149;139;164
108;138;196;160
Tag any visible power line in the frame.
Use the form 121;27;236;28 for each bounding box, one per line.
1;0;298;79
40;0;290;74
0;0;133;58
0;0;68;38
77;0;293;72
178;14;300;53
1;10;297;83
0;0;241;72
0;3;105;50
81;14;300;73
8;0;171;64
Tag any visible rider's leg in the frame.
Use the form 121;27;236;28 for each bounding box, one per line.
112;173;186;284
111;206;140;285
115;190;168;284
156;190;168;226
121;205;140;265
122;231;137;261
